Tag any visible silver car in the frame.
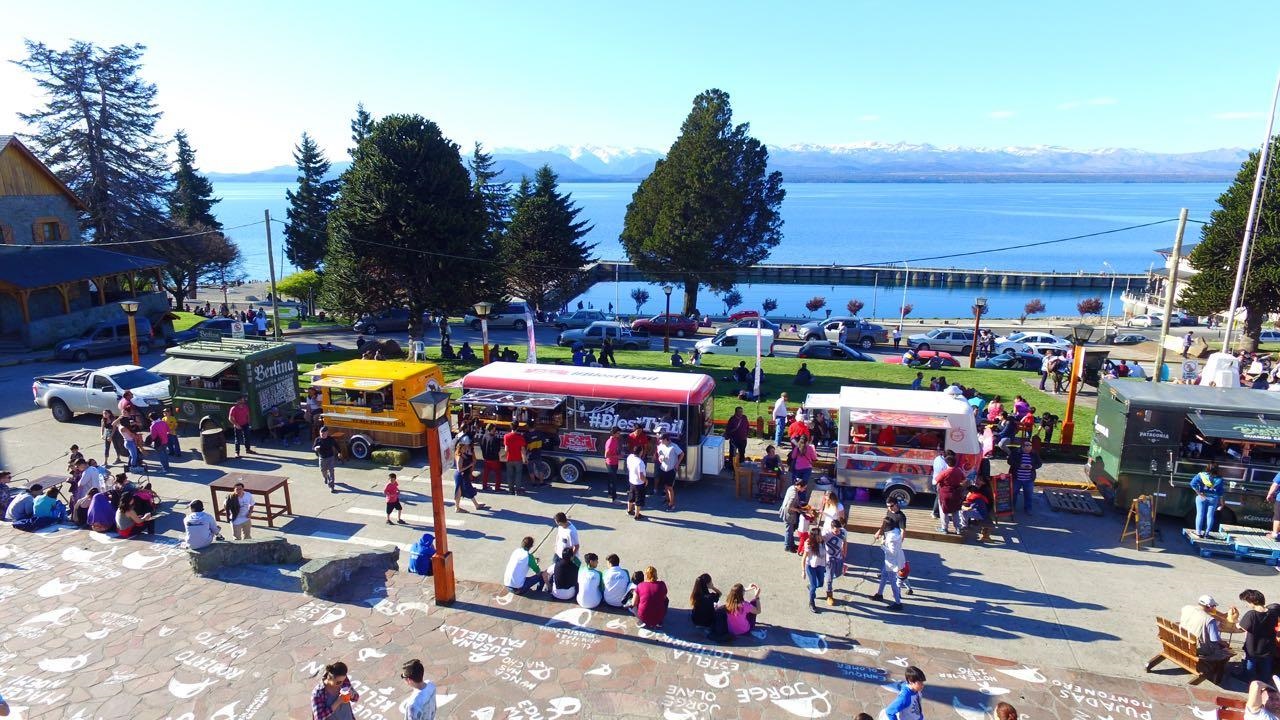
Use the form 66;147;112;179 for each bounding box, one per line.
907;328;976;354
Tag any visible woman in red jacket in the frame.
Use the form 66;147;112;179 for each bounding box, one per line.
935;452;966;534
634;566;669;629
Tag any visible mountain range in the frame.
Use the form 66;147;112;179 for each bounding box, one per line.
206;142;1249;183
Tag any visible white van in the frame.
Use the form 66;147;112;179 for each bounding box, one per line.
695;327;775;357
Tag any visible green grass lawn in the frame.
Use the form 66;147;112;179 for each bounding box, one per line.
296;344;1096;443
171;311;203;331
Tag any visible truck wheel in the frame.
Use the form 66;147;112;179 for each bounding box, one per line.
73;350;89;362
916;343;931;352
50;399;73;423
960;345;972;356
558;459;584;483
138;342;151;355
514;319;527;331
676;329;687;338
365;324;378;335
859;337;874;350
885;485;914;507
348;437;372;461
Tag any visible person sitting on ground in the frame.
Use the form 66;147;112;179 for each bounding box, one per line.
87;490;114;532
576;553;605;609
585;349;600;367
503;536;549;595
1178;594;1232;659
736;387;761;402
690;347;701;366
32;486;68;523
458;342;477;362
670;350;684;367
960;484;989;531
114;494;154;539
501;347;518;362
184;499;221;550
602;554;632;608
492;345;506;362
267;406;301;446
441;339;457;360
635;565;669;629
689;573;722;629
316;341;338;352
720;582;762;638
731;361;751;384
550;548;579;601
4;483;41;523
571;346;587;366
794;363;813;386
623;570;646;613
73;487;99;526
944;380;964;399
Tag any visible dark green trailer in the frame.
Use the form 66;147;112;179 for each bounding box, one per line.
151;338;299;431
1088;379;1280;528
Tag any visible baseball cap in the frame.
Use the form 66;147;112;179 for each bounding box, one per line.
1198;594;1218;608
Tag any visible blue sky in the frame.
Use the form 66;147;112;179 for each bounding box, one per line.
2;1;1277;171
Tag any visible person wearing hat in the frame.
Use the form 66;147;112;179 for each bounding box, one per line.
1179;595;1231;659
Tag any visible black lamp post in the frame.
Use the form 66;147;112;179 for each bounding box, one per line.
119;300;141;366
662;284;673;353
408;388;456;605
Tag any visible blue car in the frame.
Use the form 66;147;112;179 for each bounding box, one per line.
975;351;1042;371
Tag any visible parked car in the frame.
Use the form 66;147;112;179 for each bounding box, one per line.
1111;333;1149;345
557;321;650;350
975;351;1043;371
168;316;259;345
1169;311;1197;326
797;316;888;349
907;328;975;354
727;310;759;322
795;340;875;361
631;313;699;338
353;308;416;334
1127;313;1164;328
1260;330;1280;343
33;365;170;422
695;327;775;357
54;318;155;362
727;317;782;334
465;300;533;330
995;331;1072;354
554;310;613;330
885;349;961;368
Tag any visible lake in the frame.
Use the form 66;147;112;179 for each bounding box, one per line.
212;180;1225;319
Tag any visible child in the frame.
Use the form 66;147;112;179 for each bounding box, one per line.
163;407;181;456
885;666;926;720
67;444;84;471
1019;408;1037;440
384;473;405;525
761;445;782;476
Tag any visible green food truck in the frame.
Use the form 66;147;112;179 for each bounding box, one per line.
1088;379;1280;528
151;338;300;431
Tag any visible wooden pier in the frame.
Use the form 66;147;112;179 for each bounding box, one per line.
586;261;1147;291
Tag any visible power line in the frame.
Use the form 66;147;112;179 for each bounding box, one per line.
12;220;265;248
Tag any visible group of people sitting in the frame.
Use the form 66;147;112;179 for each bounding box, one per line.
502;513;763;640
4;454;162;538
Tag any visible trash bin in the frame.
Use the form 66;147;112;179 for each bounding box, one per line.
202;428;227;464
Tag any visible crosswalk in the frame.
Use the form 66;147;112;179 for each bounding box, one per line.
345;507;466;527
304;530;410;552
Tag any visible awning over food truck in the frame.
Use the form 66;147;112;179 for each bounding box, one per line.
1190;413;1280;444
460;363;715;405
311;376;393;391
150;356;233;378
831;386;981;454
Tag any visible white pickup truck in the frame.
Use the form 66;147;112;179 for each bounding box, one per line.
32;365;172;422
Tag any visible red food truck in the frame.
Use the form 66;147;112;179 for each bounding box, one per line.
458;363;721;483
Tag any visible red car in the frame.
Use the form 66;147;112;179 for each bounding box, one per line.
884;350;961;368
631;313;699;338
728;310;759;322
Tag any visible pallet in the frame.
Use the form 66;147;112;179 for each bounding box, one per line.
1042;488;1104;515
1181;529;1238;558
1228;534;1280;565
1219;524;1267;536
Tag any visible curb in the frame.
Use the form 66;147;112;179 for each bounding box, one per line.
0;353;56;367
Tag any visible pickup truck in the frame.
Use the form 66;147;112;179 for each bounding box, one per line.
33;365;172;423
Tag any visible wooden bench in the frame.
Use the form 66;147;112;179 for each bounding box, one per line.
1145;616;1233;685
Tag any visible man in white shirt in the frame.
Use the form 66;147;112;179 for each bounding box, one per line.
503;536;548;594
626;447;648;521
655;435;684;511
75;460;108;503
930;449;947;520
183;500;220;550
553;512;580;558
230;482;254;539
576;553;604;609
400;658;437;720
254;312;268;336
601;553;632;607
772;392;789;446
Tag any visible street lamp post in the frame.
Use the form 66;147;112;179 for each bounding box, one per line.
408;388;456;606
474;301;493;364
1059;323;1093;446
662;284;673;353
119;300;141;366
1102;261;1116;340
968;296;988;367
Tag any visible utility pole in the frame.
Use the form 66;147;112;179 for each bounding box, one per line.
1152;208;1189;382
265;209;283;341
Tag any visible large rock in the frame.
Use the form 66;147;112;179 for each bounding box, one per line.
300;547;400;598
187;537;303;576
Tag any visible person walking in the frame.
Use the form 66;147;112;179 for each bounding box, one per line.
314;426;339;492
772;393;789;446
384;473;405;525
1183;331;1194;359
626;446;648;520
1191;462;1225;537
453;437;488;513
884;666;926;720
311;660;360;720
114;416;145;471
802;532;827;613
163;406;181;456
725;407;750;466
503;426;527;496
1007;443;1042;515
228;396;253;457
822;519;847;606
779;477;809;552
655;435;683;511
892;326;902;350
479;425;504;492
400;658;437;720
872;498;908;611
603;428;622;503
101;410;124;464
935;453;966;534
228;482;254;540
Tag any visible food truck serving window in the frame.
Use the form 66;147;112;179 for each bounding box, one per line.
569;399;684;437
460;390;564;411
461;390;564;428
152;357;234;378
1190;413;1280;444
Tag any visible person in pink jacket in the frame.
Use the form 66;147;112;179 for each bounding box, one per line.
634;565;669;629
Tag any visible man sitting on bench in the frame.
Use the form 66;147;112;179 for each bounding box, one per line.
1178;595;1231;659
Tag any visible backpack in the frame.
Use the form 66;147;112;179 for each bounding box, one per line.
408;533;435;576
224;494;240;522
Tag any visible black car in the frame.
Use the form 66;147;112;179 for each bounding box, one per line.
975;351;1042;371
795;340;875;361
354;308;415;334
729;317;782;334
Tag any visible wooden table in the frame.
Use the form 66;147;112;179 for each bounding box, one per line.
209;471;293;528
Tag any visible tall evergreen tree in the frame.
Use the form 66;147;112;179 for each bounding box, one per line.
284;133;339;270
502;165;596;313
169;130;220;229
15;40;171;243
1180;135;1280;350
323;114;497;337
469;142;511;241
620;89;784;315
349;103;373;157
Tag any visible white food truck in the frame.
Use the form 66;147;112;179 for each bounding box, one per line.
803;386;981;506
458;363;722;482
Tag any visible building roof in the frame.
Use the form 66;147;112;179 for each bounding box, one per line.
1103;378;1280;415
1155;241;1201;258
317;359;442;383
0;245;166;290
460;362;716;405
0;135;88;211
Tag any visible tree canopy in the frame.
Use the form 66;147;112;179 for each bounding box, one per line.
322;114;496;336
620;89;784;315
1180;136;1280;349
169;130;220;229
469;142;511;242
284;133;339;271
500;165;595;313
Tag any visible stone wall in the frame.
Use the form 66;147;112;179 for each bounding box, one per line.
299;546;400;598
0;194;81;244
187;536;304;576
27;291;168;349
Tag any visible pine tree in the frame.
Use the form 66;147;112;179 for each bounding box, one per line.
15;40;171;243
284;133;339;270
169;130;221;229
501;165;596;313
349;103;374;157
620;89;784;315
469;142;511;241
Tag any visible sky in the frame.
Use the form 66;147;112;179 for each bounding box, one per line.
1;1;1278;172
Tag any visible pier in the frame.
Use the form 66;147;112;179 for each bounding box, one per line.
586;260;1149;291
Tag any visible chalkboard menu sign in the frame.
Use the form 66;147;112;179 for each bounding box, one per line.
1121;494;1156;549
992;473;1014;519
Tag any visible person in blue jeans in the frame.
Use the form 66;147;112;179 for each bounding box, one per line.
1007;444;1041;515
1230;589;1280;684
802;533;826;613
1190;462;1225;537
772;393;789;446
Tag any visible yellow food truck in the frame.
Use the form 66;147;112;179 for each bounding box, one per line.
312;359;445;460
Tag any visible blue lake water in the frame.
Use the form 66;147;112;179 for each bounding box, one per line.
212;180;1225;318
